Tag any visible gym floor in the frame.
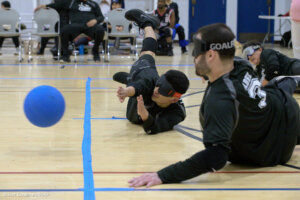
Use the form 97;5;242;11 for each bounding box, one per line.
0;43;298;200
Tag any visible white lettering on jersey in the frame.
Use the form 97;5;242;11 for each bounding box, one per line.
242;72;267;109
79;2;92;12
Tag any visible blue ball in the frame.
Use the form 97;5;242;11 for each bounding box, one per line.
24;85;65;127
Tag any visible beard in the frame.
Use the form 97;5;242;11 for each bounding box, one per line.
195;55;210;77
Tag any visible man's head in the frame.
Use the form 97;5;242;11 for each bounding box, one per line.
111;0;122;10
1;1;10;9
192;23;235;77
242;41;262;66
157;0;166;9
152;70;189;106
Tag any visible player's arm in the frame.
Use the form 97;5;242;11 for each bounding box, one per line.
169;10;175;28
142;102;186;134
263;50;280;81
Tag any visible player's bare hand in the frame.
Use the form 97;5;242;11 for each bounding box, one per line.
117;86;127;103
128;173;162;188
137;95;149;121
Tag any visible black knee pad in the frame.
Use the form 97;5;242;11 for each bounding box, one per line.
141;37;157;53
163;27;172;38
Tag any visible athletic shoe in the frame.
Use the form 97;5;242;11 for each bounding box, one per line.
93;53;101;62
125;9;159;29
113;72;130;84
60;56;71;63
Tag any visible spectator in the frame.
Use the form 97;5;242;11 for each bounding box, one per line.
166;0;188;54
0;1;20;56
153;0;175;56
35;0;105;62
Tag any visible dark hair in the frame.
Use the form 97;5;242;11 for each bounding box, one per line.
197;23;235;60
165;70;189;94
1;0;10;8
242;40;262;51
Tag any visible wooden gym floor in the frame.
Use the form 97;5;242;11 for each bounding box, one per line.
0;44;298;200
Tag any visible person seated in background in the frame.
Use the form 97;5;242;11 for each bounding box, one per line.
166;0;188;54
110;0;124;10
35;0;105;62
35;0;69;59
99;0;110;16
0;0;21;55
153;0;175;56
243;41;300;86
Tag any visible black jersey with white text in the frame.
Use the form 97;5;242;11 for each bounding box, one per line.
153;7;173;29
200;58;300;166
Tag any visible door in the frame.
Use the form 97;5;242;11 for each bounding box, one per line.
189;0;226;38
237;0;274;42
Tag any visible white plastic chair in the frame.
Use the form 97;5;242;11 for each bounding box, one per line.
29;8;60;62
105;8;138;62
0;8;23;62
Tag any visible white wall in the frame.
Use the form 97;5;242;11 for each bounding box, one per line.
226;0;238;36
274;0;291;40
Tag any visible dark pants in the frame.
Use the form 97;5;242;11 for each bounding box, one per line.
291;60;300;75
0;37;19;48
175;25;185;42
61;23;105;57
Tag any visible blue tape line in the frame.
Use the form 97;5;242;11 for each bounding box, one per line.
174;126;203;142
73;117;127;120
82;77;95;200
0;188;299;192
182;90;205;98
176;125;202;133
185;104;201;109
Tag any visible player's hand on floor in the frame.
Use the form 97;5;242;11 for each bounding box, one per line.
128;173;162;188
137;95;149;121
117;86;127;103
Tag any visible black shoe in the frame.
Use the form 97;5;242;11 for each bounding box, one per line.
167;49;174;56
37;49;44;55
93;53;101;62
181;47;188;54
125;9;159;29
50;47;58;56
113;72;130;84
60;56;70;63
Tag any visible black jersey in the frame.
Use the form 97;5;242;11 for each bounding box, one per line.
201;58;300;166
256;49;298;81
153;7;173;29
157;58;300;183
126;55;186;134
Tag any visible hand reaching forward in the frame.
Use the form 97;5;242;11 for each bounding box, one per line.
117;86;128;103
128;173;162;188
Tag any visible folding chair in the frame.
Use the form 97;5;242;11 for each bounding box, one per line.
0;8;23;62
105;8;138;62
29;8;60;62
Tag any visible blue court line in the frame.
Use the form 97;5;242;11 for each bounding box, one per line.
73;117;126;120
0;188;299;192
176;125;202;133
174;125;203;142
186;104;201;109
82;77;95;200
281;164;300;170
182;90;205;98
